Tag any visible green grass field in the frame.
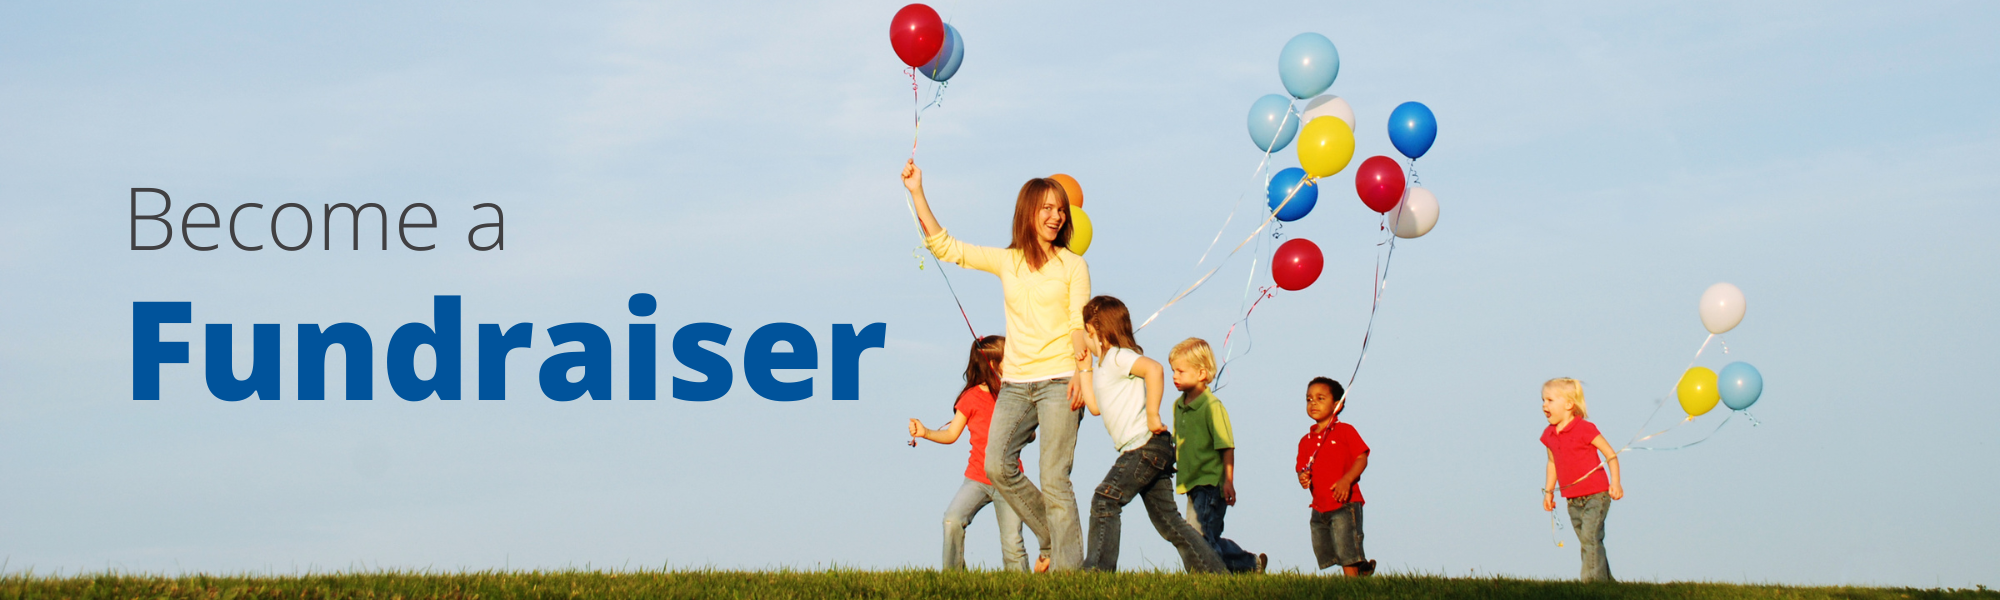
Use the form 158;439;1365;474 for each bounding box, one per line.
2;570;1992;600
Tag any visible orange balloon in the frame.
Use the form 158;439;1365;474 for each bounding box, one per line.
1050;173;1084;207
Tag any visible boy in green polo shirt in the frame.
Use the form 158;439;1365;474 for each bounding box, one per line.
1169;338;1267;573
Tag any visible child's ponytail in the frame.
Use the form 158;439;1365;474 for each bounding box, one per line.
1081;296;1142;354
961;335;1006;405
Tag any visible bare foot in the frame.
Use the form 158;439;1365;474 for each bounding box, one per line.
1034;555;1051;573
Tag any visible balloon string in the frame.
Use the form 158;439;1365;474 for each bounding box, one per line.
907;65;951;160
1135;148;1312;332
1628;412;1733;451
1550;506;1568;548
1215;230;1268;387
1690;333;1715;367
1345;217;1398;388
898;163;976;339
1211;287;1276;390
908;68;921;159
1613;334;1718;451
934;254;978;339
900;61;971;338
1212;243;1277;390
1154;105;1300;333
1187;106;1297;273
1561;396;1746;497
1408;158;1421;186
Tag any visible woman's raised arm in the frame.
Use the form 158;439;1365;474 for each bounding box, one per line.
901;160;942;237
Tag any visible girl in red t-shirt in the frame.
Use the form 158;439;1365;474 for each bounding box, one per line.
1539;377;1623;582
908;336;1047;572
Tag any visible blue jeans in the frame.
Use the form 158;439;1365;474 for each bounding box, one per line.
1083;433;1225;573
942;478;1029;572
1310;504;1365;570
1567;492;1613;582
1185;484;1260;572
984;378;1084;571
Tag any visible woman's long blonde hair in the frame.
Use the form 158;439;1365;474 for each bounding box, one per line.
1543;377;1587;419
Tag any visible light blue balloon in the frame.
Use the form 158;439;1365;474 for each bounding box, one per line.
921;24;964;82
1387;101;1438;159
1719;362;1764;411
1247;94;1299;152
1278;33;1340;100
1266;167;1318;222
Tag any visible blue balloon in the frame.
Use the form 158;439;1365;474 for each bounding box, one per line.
1266;168;1318;221
1278;33;1340;99
1247;94;1299;152
1387;101;1438;159
921;24;965;82
1719;362;1763;411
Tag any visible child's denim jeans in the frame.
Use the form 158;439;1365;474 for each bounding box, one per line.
1083;433;1224;573
941;478;1029;572
1184;484;1261;572
1566;491;1613;582
1309;503;1365;570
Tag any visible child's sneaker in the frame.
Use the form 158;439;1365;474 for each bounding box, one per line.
1357;559;1376;577
1255;553;1268;573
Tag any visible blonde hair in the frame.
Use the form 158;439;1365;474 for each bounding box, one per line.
1170;338;1216;384
1543;377;1587;419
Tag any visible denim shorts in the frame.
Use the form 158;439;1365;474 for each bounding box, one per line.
1309;503;1364;569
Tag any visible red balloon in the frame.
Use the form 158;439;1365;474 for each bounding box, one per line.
889;5;947;68
1272;238;1324;291
1354;156;1406;214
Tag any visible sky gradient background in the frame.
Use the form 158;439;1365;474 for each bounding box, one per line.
1;0;1995;588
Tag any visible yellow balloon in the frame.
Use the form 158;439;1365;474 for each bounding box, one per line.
1067;206;1093;255
1296;116;1356;178
1677;367;1721;417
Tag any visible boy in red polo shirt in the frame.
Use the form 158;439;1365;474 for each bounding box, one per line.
1539;377;1622;582
1295;377;1375;576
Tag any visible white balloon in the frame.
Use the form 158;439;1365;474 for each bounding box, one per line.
1699;283;1747;334
1390;186;1439;238
1302;94;1354;131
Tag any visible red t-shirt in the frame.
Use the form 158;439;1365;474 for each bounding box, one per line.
956;387;1001;485
1295;421;1368;512
1541;418;1609;498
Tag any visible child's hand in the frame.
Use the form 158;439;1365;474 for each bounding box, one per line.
1297;471;1311;490
1222;481;1237;506
1147;416;1168;435
1609;483;1623;501
1542;491;1556;512
901;160;924;193
907;418;930;439
1332;480;1352;503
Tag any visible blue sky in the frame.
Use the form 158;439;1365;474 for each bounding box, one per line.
0;0;1995;588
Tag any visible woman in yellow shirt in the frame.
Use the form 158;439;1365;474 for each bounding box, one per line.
901;159;1092;571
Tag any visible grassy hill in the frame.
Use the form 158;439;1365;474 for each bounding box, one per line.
2;569;1991;599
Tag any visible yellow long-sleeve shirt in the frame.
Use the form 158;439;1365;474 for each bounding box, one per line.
925;228;1091;382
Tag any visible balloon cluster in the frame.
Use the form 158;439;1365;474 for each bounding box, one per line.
1051;174;1092;256
1245;33;1444;292
889;4;965;81
1676;283;1765;417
